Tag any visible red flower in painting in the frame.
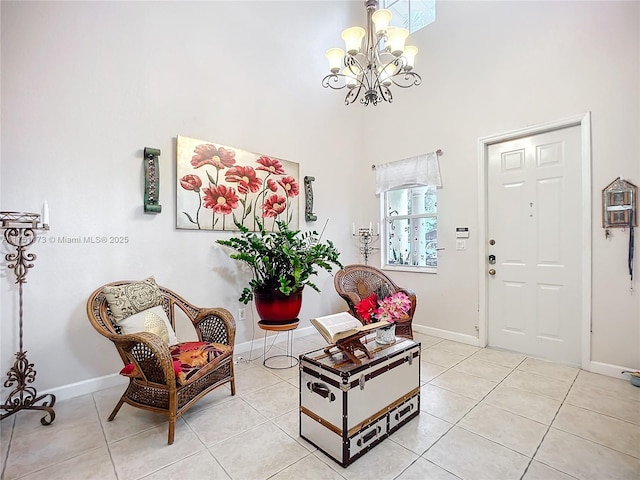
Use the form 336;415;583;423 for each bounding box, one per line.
355;293;378;323
191;144;236;169
224;166;262;194
262;194;286;218
202;184;239;214
278;176;299;198
267;179;278;192
180;174;202;192
256;155;286;175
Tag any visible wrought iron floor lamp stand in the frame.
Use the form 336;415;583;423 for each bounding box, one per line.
0;212;55;425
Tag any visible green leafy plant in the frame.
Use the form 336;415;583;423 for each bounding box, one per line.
217;219;343;304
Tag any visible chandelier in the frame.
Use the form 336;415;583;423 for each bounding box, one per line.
322;0;422;106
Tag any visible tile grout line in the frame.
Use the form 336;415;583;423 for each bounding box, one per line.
518;371;580;480
421;353;586;479
0;416;15;480
416;351;526;470
91;391;120;480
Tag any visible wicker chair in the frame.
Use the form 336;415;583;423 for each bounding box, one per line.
334;264;416;339
86;281;236;444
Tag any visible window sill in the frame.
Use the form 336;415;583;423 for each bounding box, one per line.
382;265;437;274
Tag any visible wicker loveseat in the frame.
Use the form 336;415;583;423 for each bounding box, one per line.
86;279;236;444
334;264;416;339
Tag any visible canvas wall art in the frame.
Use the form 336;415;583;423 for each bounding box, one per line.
176;136;300;231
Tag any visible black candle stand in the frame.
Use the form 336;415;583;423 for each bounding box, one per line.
0;211;55;425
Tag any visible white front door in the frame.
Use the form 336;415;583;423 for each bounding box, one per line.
486;124;584;365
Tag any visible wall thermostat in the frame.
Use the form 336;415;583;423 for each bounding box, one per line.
456;227;469;238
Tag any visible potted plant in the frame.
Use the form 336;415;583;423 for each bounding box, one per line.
217;218;342;323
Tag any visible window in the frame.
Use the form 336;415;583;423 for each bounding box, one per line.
381;0;436;34
383;186;437;270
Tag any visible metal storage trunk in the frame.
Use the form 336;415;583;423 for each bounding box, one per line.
299;338;420;467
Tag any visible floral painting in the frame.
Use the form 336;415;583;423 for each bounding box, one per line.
176;136;300;231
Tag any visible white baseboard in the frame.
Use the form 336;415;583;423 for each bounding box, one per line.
588;360;637;380
41;373;127;403
38;328;635;403
232;325;317;356
414;324;481;347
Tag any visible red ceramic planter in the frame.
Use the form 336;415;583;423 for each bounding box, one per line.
254;287;303;324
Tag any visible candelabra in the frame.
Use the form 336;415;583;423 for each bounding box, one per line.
1;211;56;425
353;227;380;265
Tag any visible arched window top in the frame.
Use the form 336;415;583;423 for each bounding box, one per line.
381;0;436;34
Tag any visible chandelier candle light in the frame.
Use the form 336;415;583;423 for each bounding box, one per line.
322;0;421;106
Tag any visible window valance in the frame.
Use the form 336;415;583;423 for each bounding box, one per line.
374;151;442;194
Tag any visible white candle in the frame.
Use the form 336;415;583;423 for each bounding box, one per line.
377;223;380;236
369;221;372;233
43;201;50;225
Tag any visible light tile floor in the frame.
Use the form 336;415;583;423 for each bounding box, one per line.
1;332;639;480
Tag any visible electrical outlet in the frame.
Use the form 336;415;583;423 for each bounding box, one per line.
238;307;246;321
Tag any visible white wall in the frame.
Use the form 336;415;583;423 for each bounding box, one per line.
364;1;640;370
0;0;365;393
1;0;638;399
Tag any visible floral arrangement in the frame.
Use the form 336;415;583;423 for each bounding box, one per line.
355;291;412;326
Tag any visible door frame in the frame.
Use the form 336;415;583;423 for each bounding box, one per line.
477;113;592;369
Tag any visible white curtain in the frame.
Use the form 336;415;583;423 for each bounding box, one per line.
375;151;442;195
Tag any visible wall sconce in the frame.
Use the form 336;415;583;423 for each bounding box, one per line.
143;147;162;214
304;176;317;222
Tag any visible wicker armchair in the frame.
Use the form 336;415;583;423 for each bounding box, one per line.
334;264;416;339
86;281;236;444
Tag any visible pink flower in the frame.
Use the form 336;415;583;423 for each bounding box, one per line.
375;292;411;324
267;179;278;192
355;291;411;325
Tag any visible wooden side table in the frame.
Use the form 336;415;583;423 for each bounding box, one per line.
257;319;299;369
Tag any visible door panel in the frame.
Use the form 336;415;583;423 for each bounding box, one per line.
487;126;582;365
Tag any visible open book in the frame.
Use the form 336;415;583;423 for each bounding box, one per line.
310;312;390;344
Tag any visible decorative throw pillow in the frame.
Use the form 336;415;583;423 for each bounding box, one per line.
119;342;232;386
118;305;179;345
169;342;232;385
103;276;163;322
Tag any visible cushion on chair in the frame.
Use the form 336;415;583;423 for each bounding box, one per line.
118;305;179;345
103;276;164;322
119;341;232;386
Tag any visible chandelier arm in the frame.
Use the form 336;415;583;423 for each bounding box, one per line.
377;83;394;103
322;74;347;90
389;71;423;88
345;84;364;105
345;55;366;77
322;0;420;106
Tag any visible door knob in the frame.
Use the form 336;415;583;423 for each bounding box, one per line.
488;269;496;276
